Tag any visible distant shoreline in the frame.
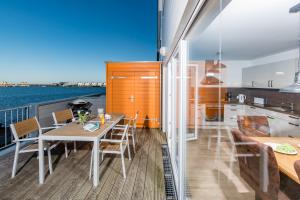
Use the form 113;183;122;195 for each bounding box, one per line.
0;85;106;88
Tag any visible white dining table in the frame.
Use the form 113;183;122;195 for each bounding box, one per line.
38;113;124;187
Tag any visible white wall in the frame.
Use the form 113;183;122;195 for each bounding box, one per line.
222;60;252;87
161;0;188;51
251;48;298;66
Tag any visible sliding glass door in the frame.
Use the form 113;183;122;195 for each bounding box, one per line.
165;0;300;199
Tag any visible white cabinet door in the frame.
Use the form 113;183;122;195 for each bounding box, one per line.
269;117;300;137
242;58;297;89
224;104;247;127
267;59;296;89
242;67;258;87
242;66;268;88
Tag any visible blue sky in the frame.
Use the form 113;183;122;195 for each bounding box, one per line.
0;0;157;83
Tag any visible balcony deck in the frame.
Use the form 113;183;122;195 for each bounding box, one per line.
0;128;166;200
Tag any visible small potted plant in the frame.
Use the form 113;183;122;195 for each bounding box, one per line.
78;111;89;126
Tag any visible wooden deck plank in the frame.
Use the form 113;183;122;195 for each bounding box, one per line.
48;150;92;200
0;129;165;200
110;129;147;200
154;131;166;200
130;129;152;200
24;145;90;200
143;130;156;200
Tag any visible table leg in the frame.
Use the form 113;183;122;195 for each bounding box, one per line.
39;138;45;184
93;139;99;187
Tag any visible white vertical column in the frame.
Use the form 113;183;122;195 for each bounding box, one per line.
93;138;99;187
179;40;187;200
39;138;45;184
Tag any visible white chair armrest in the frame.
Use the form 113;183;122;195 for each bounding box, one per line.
100;139;123;143
41;127;57;130
14;137;39;142
53;123;66;127
115;124;126;127
113;126;126;130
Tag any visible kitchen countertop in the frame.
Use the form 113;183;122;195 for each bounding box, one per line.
226;101;300;118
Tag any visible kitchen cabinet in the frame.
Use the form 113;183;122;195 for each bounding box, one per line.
242;59;297;89
242;67;266;88
224;104;300;137
224;104;246;126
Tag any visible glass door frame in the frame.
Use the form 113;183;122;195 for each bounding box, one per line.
169;40;187;199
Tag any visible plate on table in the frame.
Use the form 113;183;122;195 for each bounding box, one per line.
264;143;298;155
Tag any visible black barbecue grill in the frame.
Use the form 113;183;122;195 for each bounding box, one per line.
68;99;92;117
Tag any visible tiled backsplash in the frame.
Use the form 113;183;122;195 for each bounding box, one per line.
227;88;300;112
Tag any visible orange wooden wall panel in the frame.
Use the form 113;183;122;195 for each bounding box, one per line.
106;62;161;128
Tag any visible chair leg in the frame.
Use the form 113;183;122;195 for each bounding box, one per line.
47;148;53;174
64;142;68;158
132;136;136;153
11;142;20;178
89;150;93;180
132;129;136;153
73;141;77;153
127;144;131;161
121;152;126;179
134;128;138;143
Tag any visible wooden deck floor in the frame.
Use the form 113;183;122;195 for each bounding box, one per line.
0;129;166;200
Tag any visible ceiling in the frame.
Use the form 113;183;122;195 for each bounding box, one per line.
188;0;300;60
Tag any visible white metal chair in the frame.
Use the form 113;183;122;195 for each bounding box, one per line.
10;117;57;178
112;111;138;153
52;109;77;158
89;124;131;179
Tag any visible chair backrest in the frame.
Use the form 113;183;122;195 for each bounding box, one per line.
237;115;270;137
294;160;300;181
231;128;280;200
133;111;139;128
52;109;74;124
10;117;40;140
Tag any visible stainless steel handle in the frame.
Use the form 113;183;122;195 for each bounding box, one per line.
289;115;299;120
128;95;135;102
267;80;273;87
289;122;299;127
111;76;127;79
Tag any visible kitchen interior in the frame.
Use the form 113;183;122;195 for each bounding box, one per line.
184;0;300;199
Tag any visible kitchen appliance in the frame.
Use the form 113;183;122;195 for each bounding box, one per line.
280;3;300;93
254;97;265;106
237;94;246;104
225;92;232;102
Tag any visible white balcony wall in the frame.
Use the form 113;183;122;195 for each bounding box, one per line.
160;0;188;50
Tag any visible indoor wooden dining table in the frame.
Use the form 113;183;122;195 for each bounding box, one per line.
38;113;124;187
250;136;300;184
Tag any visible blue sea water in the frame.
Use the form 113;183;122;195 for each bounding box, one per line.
0;86;106;110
